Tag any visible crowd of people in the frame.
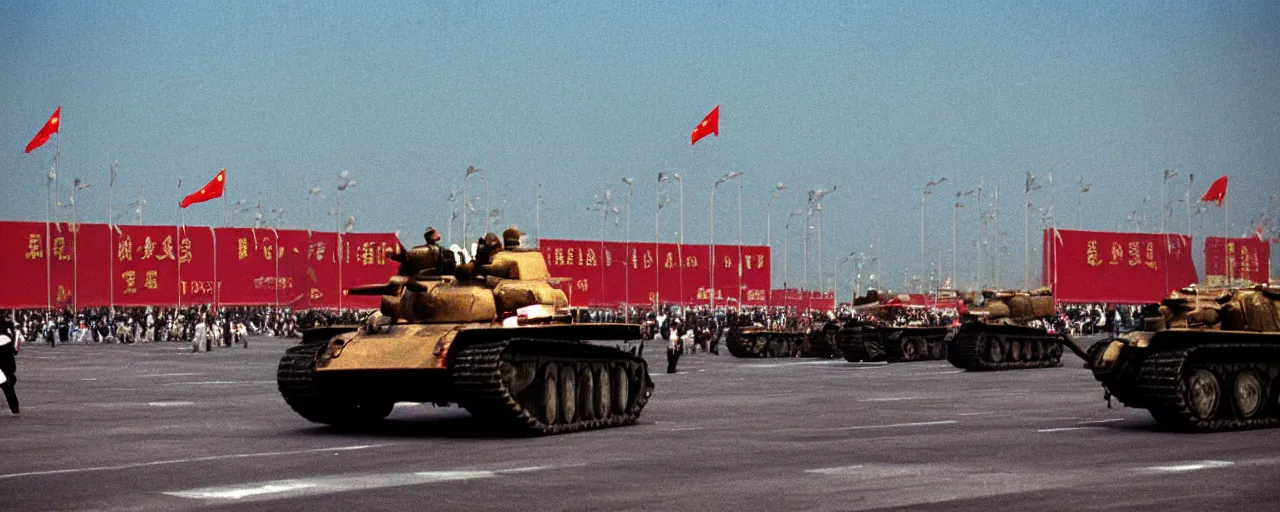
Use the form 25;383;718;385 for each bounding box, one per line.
2;306;371;349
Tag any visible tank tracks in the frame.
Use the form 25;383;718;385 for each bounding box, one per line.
278;341;396;426
1117;344;1280;432
725;329;804;358
840;328;948;363
452;339;654;435
946;326;1064;371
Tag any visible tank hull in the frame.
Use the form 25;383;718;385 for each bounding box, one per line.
278;323;654;435
1090;329;1280;432
946;323;1064;371
838;326;950;363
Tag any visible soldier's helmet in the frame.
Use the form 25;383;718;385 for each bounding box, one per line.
502;226;523;248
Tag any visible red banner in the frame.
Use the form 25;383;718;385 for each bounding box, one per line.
1205;237;1270;285
0;221;398;309
767;289;835;311
1043;229;1198;304
539;239;771;307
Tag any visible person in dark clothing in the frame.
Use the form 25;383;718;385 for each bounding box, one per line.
0;314;20;414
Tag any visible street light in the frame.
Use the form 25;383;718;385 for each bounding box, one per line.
461;166;485;245
71;178;90;312
836;250;856;305
921;177;946;292
954;188;975;290
622;177;633;319
808;186;836;296
711;171;743;309
672;173;685;307
784;208;805;290
336;170;357;313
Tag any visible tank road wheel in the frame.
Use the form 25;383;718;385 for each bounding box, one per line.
1046;341;1063;362
1030;340;1045;361
1008;340;1023;362
1232;371;1266;419
540;364;561;425
901;339;920;361
928;340;944;360
577;365;595;421
611;365;630;415
594;365;612;420
986;337;1005;364
1185;369;1222;421
559;364;578;424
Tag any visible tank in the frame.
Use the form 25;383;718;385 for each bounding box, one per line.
836;295;951;363
946;288;1066;370
277;241;655;435
1084;284;1280;432
724;312;841;359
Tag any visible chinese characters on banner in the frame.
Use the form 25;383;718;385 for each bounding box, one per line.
538;239;772;307
1043;229;1199;304
1204;237;1271;285
0;221;398;309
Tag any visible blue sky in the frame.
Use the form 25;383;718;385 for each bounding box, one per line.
3;1;1277;291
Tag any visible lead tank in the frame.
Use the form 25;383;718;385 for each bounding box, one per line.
946;288;1066;370
277;237;654;435
1085;284;1280;432
837;292;951;362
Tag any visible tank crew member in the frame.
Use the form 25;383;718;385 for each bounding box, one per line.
502;226;525;250
388;227;454;278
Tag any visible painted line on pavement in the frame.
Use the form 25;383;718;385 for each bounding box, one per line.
906;370;964;376
1136;460;1234;473
1036;427;1101;433
828;420;959;431
1076;418;1123;425
860;397;922;402
746;360;848;368
0;444;391;481
805;465;865;475
165;465;559;501
168;380;276;385
140;372;203;377
148;401;196;407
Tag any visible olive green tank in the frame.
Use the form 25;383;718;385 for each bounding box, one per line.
277;239;654;435
946;288;1066;370
1085;284;1280;432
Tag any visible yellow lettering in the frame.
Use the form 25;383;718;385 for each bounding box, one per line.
25;234;44;260
121;270;137;295
237;238;249;260
144;270;159;290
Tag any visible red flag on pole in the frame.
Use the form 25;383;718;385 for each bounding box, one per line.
1199;175;1228;207
180;169;226;208
691;105;720;145
24;106;61;153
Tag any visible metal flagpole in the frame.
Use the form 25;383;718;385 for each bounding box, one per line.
109;161;116;318
1225;190;1231;285
737;177;743;306
176;180;183;310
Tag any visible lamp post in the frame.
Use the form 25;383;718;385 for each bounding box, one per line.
954;189;974;290
655;173;670;308
1077;176;1091;230
336;171;357;313
71;178;90;313
1024;171;1042;290
622;177;633;319
766;183;787;249
808;186;836;296
836;251;856;305
673;173;685;306
921;178;946;293
712;172;743;308
784;208;804;290
306;187;324;233
462;166;482;244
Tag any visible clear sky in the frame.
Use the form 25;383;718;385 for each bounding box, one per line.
3;1;1277;292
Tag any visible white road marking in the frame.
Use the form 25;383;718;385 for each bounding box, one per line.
1036;427;1101;433
1076;418;1123;425
165;465;556;501
957;412;995;416
906;370;964;376
668;427;705;431
80;378;98;381
0;444;390;481
805;465;865;475
828;420;959;431
169;380;275;385
148;401;195;407
395;402;423;406
140;372;203;377
860;397;921;402
1137;460;1234;473
746;360;847;368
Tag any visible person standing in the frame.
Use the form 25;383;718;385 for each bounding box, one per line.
0;313;20;414
191;316;208;353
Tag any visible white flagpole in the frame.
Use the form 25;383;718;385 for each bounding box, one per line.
176;181;183;310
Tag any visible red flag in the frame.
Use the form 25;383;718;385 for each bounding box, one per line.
1199;175;1228;207
24;106;61;153
180;169;226;208
691;105;719;145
